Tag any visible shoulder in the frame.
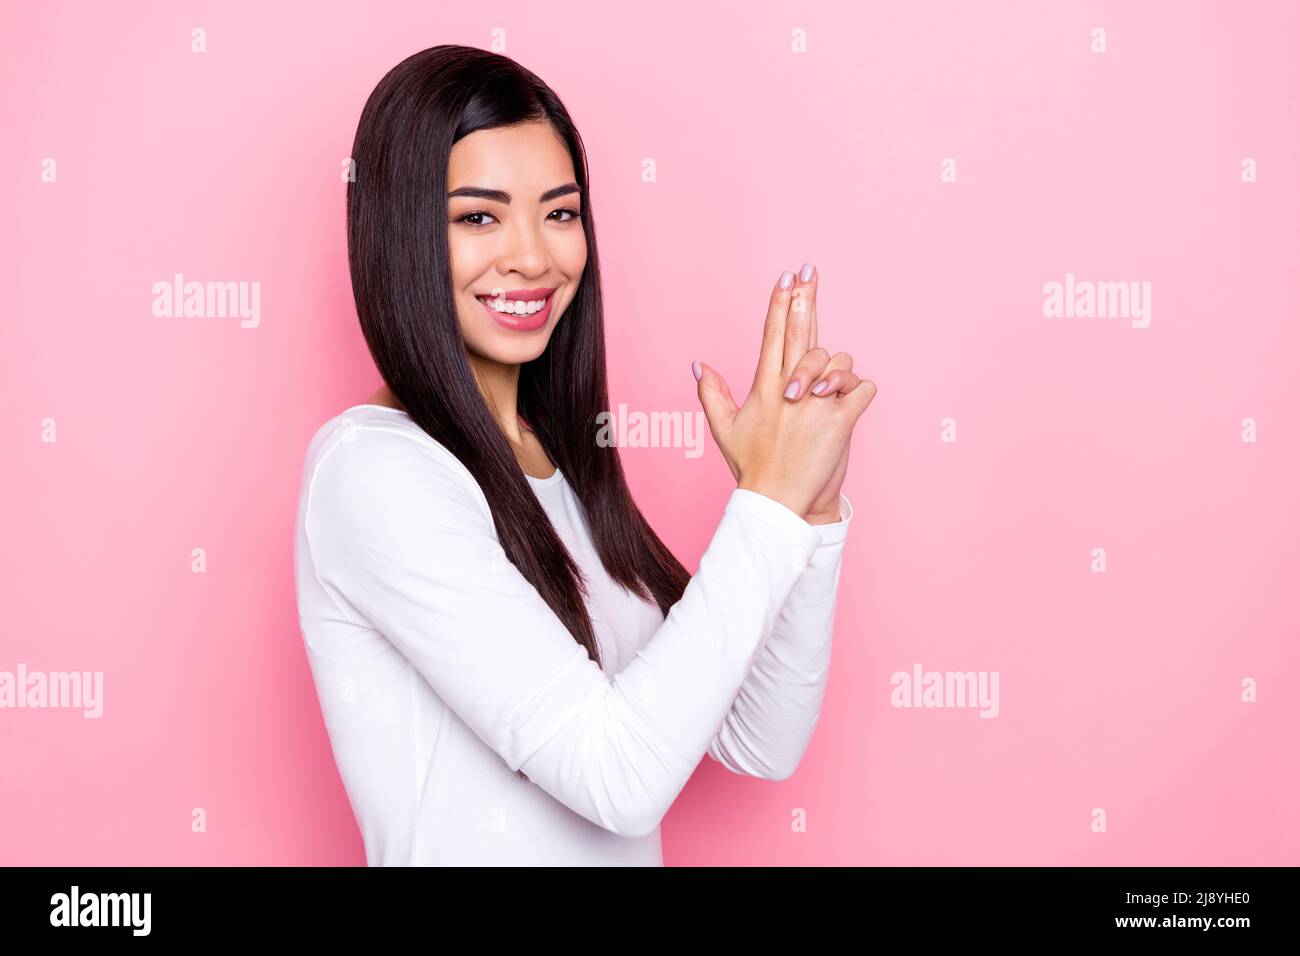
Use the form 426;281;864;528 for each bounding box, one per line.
299;407;491;538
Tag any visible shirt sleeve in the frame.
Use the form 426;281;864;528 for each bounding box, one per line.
706;492;852;780
301;424;825;839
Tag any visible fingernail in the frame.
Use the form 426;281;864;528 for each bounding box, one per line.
800;262;815;281
692;359;702;381
812;380;829;395
784;380;800;399
778;270;794;289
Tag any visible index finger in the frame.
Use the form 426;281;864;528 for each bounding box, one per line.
806;265;817;351
784;262;818;375
755;269;796;388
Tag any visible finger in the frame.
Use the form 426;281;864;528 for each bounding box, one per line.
755;269;796;389
781;347;831;401
808;369;859;398
805;262;818;351
840;377;878;417
694;360;739;433
806;351;853;396
783;262;817;377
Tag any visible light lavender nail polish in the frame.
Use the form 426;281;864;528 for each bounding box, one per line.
784;380;800;399
779;271;794;289
800;262;814;282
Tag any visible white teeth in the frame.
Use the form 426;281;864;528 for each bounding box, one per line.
479;295;549;315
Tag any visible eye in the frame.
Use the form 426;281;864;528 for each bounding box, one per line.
549;207;580;222
454;210;498;227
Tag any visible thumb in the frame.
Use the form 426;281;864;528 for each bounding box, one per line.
693;360;738;435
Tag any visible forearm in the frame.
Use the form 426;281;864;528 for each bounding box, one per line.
708;493;852;779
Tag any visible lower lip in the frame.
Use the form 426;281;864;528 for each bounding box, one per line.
478;291;556;332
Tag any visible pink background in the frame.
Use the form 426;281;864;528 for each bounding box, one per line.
3;0;1297;865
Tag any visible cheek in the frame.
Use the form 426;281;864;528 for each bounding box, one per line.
556;230;588;276
446;232;489;289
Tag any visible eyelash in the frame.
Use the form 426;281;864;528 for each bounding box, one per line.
454;208;580;228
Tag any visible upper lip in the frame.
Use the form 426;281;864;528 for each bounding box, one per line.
476;286;558;301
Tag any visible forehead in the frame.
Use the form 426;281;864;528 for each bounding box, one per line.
447;122;576;193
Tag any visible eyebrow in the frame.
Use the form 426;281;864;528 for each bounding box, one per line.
447;183;581;204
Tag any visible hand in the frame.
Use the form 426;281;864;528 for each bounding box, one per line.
693;264;874;519
775;264;876;523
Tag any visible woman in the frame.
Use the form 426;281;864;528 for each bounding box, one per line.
294;44;876;866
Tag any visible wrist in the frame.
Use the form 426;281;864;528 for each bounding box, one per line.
803;506;841;525
737;478;805;519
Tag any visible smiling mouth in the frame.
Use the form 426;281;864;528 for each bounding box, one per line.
474;287;559;330
475;289;556;316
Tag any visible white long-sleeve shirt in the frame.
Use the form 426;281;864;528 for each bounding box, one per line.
293;403;853;865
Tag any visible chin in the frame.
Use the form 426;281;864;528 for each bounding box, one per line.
459;296;562;364
488;335;552;365
460;322;554;366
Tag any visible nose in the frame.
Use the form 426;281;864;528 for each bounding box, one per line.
494;211;548;278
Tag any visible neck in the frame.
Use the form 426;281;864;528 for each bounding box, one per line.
468;351;525;443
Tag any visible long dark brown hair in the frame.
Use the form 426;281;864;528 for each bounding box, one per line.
346;44;689;670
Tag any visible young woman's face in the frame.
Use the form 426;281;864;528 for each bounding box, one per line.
446;121;587;367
